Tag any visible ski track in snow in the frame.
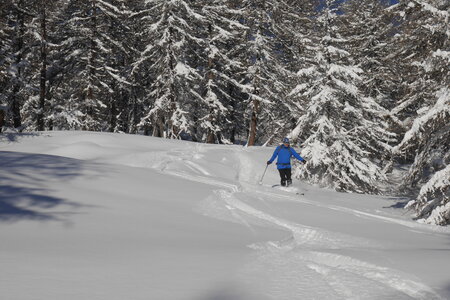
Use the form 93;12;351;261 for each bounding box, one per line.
150;145;443;300
252;188;448;232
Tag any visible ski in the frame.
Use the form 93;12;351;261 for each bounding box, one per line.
272;184;290;188
271;184;305;195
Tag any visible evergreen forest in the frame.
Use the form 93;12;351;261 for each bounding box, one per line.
1;0;449;224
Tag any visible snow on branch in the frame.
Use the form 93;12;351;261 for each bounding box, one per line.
395;88;450;153
406;164;450;225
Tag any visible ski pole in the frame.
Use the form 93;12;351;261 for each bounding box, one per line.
259;164;269;185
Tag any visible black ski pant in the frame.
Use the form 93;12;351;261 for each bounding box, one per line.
278;168;292;186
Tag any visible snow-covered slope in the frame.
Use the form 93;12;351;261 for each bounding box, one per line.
1;131;449;300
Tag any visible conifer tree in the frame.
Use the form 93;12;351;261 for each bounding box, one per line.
18;0;72;131
283;0;322;143
1;0;33;130
237;0;292;146
342;0;400;114
52;0;131;131
400;88;450;225
387;0;449;224
0;1;10;130
197;1;248;143
290;0;391;193
389;0;449;145
406;163;449;225
133;0;207;139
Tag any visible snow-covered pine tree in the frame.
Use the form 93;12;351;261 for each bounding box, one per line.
241;0;293;146
255;0;317;145
34;1;50;131
122;0;148;134
282;0;322;144
402;88;450;225
1;0;35;131
385;1;449;224
16;0;72;131
388;0;449;154
406;164;449;225
290;0;391;194
197;1;248;144
52;0;131;131
396;87;449;192
133;0;207;139
339;0;399;164
341;0;399;110
0;1;10;131
100;1;134;133
216;0;254;145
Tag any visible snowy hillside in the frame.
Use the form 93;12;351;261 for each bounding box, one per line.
1;131;450;300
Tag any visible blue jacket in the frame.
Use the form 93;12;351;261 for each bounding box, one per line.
268;145;305;169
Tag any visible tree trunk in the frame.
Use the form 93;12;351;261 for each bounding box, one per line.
109;101;116;132
152;112;165;138
37;4;47;131
85;0;97;130
0;109;5;133
228;84;236;144
165;24;181;139
206;129;215;144
247;98;259;146
10;87;22;129
248;44;260;147
230;126;236;144
9;4;25;130
247;9;263;147
130;96;138;134
206;23;216;144
168;94;179;138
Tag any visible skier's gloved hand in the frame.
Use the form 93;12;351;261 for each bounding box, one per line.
267;161;271;165
301;160;306;164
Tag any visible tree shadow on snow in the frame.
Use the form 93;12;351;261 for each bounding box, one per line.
0;151;93;222
383;197;411;209
444;283;450;299
198;286;264;300
0;131;41;143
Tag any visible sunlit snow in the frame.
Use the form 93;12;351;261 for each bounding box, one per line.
1;131;449;300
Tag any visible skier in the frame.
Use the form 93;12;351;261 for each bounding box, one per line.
267;137;306;187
